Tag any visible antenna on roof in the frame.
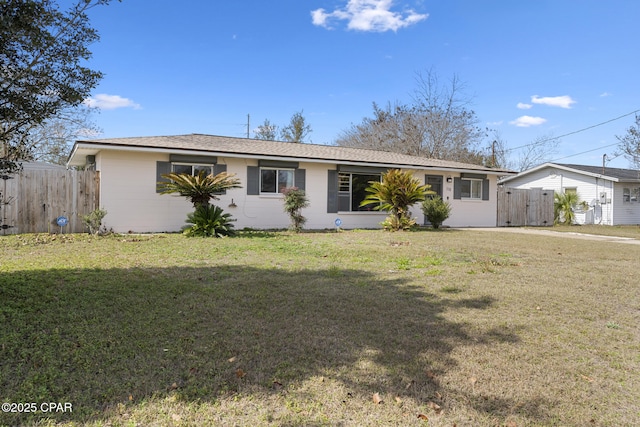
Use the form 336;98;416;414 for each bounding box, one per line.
246;114;250;139
602;154;607;174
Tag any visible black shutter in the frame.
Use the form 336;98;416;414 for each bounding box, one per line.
247;166;259;195
295;168;306;191
327;170;338;213
482;178;490;201
453;177;462;200
214;164;228;195
156;161;171;193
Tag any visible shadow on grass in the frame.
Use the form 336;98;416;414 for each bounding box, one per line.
0;265;538;425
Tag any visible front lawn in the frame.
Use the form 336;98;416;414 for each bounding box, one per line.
0;230;638;426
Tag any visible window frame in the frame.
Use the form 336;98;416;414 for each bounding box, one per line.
259;167;295;194
337;171;382;212
623;187;640;203
460;177;483;200
171;163;214;177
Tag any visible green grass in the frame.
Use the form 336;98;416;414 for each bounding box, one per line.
0;229;638;426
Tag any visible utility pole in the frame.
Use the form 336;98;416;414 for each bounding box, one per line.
491;140;496;167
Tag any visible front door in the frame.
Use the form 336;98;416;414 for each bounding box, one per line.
424;175;443;225
425;175;443;198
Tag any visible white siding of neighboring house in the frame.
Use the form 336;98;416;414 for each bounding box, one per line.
614;183;640;225
96;149;500;233
503;166;616;225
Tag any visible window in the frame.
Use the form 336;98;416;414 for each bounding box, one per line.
260;168;294;194
461;178;483;199
247;165;305;196
171;163;213;176
623;187;640;203
453;174;489;201
156;157;223;194
338;172;381;211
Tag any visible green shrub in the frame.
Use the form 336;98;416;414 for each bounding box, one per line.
380;214;417;231
183;204;236;237
421;196;452;229
282;187;309;232
81;208;107;235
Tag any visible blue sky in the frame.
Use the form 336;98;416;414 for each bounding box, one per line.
78;0;640;168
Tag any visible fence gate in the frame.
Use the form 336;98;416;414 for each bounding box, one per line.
0;169;99;235
497;187;554;227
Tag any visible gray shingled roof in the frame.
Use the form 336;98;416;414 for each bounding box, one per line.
72;133;513;174
555;163;640;181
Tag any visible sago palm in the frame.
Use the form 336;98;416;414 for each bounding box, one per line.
183;204;236;238
158;170;241;208
554;191;579;225
360;169;434;230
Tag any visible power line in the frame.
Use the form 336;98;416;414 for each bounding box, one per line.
549;142;619;162
505;108;640;153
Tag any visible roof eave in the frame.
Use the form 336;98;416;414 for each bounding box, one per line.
500;162;624;183
68;141;514;175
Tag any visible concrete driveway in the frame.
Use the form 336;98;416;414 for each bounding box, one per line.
460;227;640;245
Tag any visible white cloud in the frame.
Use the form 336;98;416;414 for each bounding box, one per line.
531;95;576;109
510;116;547;127
517;102;532;110
311;0;428;32
84;94;141;110
600;92;612;97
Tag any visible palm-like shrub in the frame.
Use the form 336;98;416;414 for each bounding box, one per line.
554;191;579;225
183;204;236;237
421;196;452;229
81;208;107;235
360;169;434;231
380;215;417;231
158;171;241;208
282;187;309;232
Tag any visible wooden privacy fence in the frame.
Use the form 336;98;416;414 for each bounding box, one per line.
497;187;554;227
0;169;100;235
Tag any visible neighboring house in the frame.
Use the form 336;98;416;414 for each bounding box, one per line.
21;161;67;171
500;162;640;225
66;134;514;232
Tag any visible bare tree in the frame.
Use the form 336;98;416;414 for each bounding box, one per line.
411;69;485;161
616;114;640;169
335;69;486;164
21;106;100;165
514;133;560;171
336;102;420;153
253;119;278;140
280;110;312;143
486;130;560;172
